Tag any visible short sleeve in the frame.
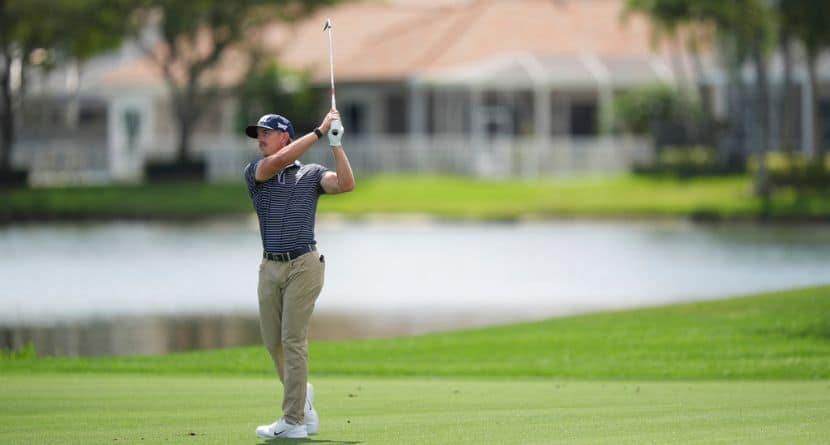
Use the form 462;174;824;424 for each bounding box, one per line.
243;160;261;199
312;164;330;194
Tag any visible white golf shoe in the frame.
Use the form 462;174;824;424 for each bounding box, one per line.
255;417;308;439
306;382;320;435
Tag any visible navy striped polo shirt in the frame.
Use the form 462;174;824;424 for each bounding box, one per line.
244;159;329;253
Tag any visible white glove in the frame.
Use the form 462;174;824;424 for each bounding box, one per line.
328;119;344;146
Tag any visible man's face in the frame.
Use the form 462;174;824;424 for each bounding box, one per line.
257;127;290;156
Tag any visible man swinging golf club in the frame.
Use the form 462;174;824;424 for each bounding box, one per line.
245;16;354;438
249;19;352;438
247;108;353;439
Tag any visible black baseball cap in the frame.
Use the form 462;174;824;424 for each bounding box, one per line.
245;114;295;139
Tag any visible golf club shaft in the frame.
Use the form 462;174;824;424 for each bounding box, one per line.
327;22;336;111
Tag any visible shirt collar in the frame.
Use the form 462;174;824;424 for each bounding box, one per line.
281;160;301;171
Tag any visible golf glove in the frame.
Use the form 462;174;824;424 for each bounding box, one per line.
328;119;344;146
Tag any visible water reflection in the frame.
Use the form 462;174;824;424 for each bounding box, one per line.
2;218;830;356
3;315;260;356
1;308;546;357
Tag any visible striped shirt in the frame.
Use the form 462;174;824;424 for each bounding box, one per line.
244;160;329;253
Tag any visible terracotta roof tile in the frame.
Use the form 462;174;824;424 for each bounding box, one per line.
279;0;665;82
107;0;670;87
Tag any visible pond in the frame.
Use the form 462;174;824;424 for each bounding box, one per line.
2;218;829;355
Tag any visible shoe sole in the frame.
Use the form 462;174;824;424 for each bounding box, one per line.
256;430;308;439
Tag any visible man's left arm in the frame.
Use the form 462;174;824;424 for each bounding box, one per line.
321;145;355;194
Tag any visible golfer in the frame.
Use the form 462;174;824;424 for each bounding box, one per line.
245;109;354;439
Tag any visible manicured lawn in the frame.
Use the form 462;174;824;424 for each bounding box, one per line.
1;374;827;445
320;175;762;219
3;175;829;221
4;286;829;379
2;286;829;444
0;181;252;220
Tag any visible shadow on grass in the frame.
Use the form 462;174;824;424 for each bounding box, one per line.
791;321;830;340
257;439;362;445
755;320;830;341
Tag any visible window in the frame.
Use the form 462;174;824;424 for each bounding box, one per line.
570;102;597;136
344;102;367;135
384;95;408;134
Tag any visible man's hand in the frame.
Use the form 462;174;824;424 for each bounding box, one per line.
328;119;344;146
318;110;340;134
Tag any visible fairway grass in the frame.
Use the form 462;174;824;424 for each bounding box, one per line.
1;374;828;445
5;286;829;379
2;287;829;444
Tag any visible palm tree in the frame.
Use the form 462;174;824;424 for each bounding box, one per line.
623;0;710;143
780;0;830;165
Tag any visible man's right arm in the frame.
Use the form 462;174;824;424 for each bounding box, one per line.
255;110;339;182
255;132;320;182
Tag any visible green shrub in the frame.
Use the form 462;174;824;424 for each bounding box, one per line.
635;145;738;177
748;152;830;189
235;63;320;134
1;342;37;360
614;84;704;148
614;84;682;135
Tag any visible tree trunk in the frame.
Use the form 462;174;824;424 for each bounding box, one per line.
715;35;744;167
672;36;696;143
0;48;14;173
807;52;824;163
722;40;746;167
688;36;714;147
751;41;771;213
175;97;192;164
779;34;795;153
176;121;191;164
174;79;205;165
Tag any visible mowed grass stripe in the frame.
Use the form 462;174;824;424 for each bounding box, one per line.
3;286;829;379
309;285;830;379
0;375;828;445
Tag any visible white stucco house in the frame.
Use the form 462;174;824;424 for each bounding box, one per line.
12;0;830;184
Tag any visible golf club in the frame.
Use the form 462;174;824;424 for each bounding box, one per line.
323;18;340;136
323;19;337;109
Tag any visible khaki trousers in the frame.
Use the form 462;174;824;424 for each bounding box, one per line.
257;250;325;425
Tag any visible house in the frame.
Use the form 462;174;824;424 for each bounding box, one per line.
251;0;670;178
14;0;829;184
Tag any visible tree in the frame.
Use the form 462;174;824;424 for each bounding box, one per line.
0;0;16;174
779;0;830;165
0;0;47;176
613;83;699;148
622;0;706;142
0;0;129;178
623;0;727;147
696;1;773;198
625;0;778;201
129;0;337;167
53;0;131;129
236;63;318;136
775;1;797;155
